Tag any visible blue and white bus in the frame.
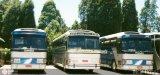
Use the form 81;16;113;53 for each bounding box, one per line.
144;32;160;71
11;28;47;70
51;30;101;72
100;31;153;71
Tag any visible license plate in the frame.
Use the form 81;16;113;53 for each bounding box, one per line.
82;60;88;62
25;65;32;67
137;66;142;69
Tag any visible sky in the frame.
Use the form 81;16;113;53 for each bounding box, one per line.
20;0;160;27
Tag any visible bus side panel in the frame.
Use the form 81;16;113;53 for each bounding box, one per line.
52;46;66;68
101;53;114;68
53;52;65;67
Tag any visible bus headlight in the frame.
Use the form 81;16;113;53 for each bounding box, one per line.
123;60;132;65
37;59;45;63
14;58;20;63
146;60;152;65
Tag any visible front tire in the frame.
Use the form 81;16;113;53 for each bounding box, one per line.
88;69;93;72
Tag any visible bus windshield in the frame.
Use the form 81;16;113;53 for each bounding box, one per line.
68;36;99;49
121;38;152;53
12;35;46;49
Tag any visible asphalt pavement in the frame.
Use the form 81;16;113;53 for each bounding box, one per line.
0;65;159;75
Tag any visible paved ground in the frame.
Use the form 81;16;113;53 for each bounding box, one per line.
0;65;159;75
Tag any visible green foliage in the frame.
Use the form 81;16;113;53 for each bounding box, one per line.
39;0;68;64
0;0;36;48
139;0;159;32
1;0;22;48
149;0;159;32
0;0;11;35
39;0;67;43
19;0;36;28
38;0;65;30
122;0;138;31
45;20;63;42
71;20;81;29
79;0;88;29
79;0;123;36
156;17;160;31
139;0;151;32
0;48;11;64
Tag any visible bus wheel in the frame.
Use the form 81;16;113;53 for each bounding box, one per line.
112;62;117;71
88;69;93;72
63;68;69;72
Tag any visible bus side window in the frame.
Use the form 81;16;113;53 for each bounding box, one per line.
101;40;112;51
107;40;112;52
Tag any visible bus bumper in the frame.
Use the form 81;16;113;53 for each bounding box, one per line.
65;64;100;69
11;64;46;70
119;65;153;71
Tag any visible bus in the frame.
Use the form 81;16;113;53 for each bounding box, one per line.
51;30;101;72
11;28;47;70
100;31;153;71
144;32;160;72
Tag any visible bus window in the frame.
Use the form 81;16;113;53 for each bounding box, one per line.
86;38;99;49
68;36;85;49
121;38;152;53
13;35;46;49
68;36;99;49
15;38;24;44
31;37;46;49
14;37;28;48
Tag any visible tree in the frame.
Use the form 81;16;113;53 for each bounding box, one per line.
149;0;159;32
122;0;138;31
39;0;67;64
156;16;160;31
19;0;36;28
71;20;81;29
79;0;88;29
79;0;123;36
0;0;11;35
139;0;151;32
139;0;159;32
38;0;65;29
1;0;22;48
39;0;67;42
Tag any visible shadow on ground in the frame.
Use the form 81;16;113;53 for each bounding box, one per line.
54;65;100;75
12;70;46;74
100;67;138;74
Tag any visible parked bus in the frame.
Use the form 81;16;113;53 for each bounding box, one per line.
100;31;153;71
144;32;160;72
51;30;101;72
11;28;47;70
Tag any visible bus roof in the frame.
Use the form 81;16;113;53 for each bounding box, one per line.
100;31;142;40
13;28;45;32
51;30;100;43
143;32;160;41
11;28;45;35
67;30;99;36
143;32;160;35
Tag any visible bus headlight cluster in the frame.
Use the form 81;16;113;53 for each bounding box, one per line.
14;58;20;63
146;60;152;65
37;59;45;63
123;60;132;65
